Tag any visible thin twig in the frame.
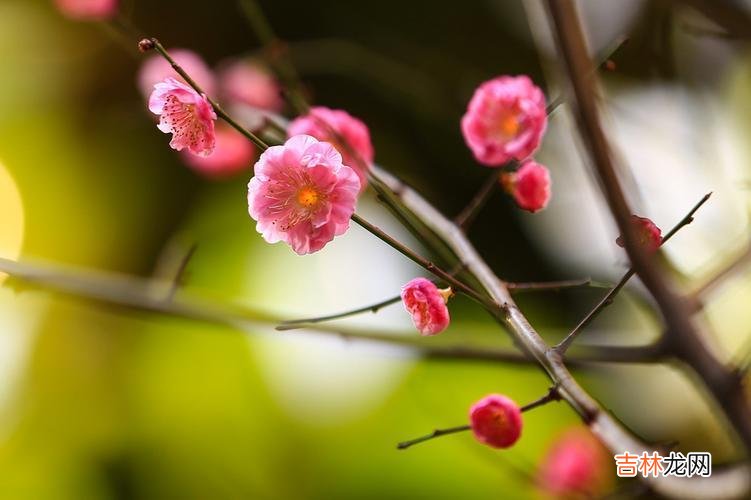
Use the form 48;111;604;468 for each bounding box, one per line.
507;278;599;292
146;39;270;151
237;0;310;114
350;213;493;309
279;277;599;330
547;0;751;464
555;193;711;354
165;243;197;301
454;171;502;230
397;386;560;450
277;295;402;330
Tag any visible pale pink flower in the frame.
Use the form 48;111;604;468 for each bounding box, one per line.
247;135;360;255
182;124;256;178
400;278;451;336
55;0;117;19
502;161;551;213
537;428;612;498
616;215;662;252
469;394;523;449
461;75;547;166
148;78;217;156
288;107;374;191
138;49;216;99
219;59;283;112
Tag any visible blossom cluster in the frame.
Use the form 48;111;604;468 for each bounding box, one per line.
462;75;551;212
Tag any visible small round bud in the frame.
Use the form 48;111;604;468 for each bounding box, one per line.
138;38;155;53
616;215;662;252
537;428;613;497
501;161;551;213
400;278;451;336
469;394;522;448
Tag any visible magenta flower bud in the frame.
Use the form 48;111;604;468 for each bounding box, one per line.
148;78;217;157
55;0;118;20
289;107;374;192
247;135;360;255
616;215;662;252
502;161;551;213
461;75;547;166
469;394;523;448
537;428;612;497
401;278;451;336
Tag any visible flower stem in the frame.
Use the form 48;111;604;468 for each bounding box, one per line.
350;213;493;310
237;0;310;115
146;38;270;151
454;171;502;230
396;386;560;450
552;182;712;354
276;295;402;330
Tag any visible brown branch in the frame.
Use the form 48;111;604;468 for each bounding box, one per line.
369;163;749;496
547;0;751;464
557;193;711;353
688;242;751;310
454;171;502;230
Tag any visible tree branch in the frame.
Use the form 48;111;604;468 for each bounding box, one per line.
547;0;751;463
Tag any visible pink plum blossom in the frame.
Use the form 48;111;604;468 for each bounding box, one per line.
616;215;662;252
537;428;612;498
55;0;117;19
149;78;217;156
461;75;547;166
219;59;283;112
247;135;360;255
182;124;256;178
401;278;451;336
468;394;523;449
502;161;551;213
288;107;374;191
138;49;216;99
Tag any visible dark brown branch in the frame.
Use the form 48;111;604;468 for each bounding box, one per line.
454;171;502;230
351;213;493;309
556;193;711;353
547;0;751;457
145;38;270;151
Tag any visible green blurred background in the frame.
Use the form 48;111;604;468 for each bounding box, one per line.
1;0;751;498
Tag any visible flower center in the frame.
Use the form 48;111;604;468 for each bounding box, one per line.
297;187;320;208
496;111;520;139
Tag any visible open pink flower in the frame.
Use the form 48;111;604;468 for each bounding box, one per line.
502;161;551;213
247;135;360;255
469;394;523;449
55;0;117;19
182;124;256;178
461;75;547;166
537;428;612;498
219;59;283;112
401;278;451;336
288;107;374;191
138;49;216;99
616;215;662;252
149;78;217;156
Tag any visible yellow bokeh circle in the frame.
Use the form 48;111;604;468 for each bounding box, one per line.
0;160;24;283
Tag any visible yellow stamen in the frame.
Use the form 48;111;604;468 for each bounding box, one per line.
297;187;319;208
497;112;520;138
